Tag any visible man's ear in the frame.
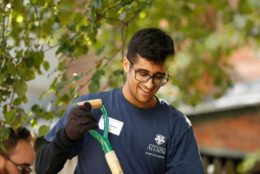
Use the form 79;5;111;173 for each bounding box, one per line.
122;57;130;73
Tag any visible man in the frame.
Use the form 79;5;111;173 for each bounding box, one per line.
35;28;204;173
0;127;35;174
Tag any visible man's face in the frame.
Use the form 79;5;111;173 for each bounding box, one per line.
122;55;168;108
0;140;35;174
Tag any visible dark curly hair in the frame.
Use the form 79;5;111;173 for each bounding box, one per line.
126;28;175;64
0;127;33;157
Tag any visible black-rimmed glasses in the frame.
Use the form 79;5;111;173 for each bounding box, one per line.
128;59;169;86
5;155;32;174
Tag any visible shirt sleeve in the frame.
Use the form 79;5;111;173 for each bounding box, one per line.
35;129;80;174
166;126;205;174
45;108;71;142
35;98;87;174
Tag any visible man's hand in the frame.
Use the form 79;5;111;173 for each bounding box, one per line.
65;102;98;141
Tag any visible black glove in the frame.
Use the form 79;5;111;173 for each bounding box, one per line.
64;102;98;141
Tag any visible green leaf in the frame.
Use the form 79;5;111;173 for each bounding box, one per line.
22;69;35;81
38;125;49;137
89;69;105;92
0;74;4;84
56;80;68;91
6;62;16;74
95;45;105;56
89;80;100;93
113;69;123;76
13;98;22;106
30;118;38;127
4;109;16;124
72;73;82;81
59;94;70;104
57;0;77;25
57;60;66;71
43;112;54;120
43;61;50;71
0;127;10;152
13;80;27;97
0;127;10;140
31;104;42;113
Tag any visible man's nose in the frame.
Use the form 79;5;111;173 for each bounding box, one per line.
144;77;155;89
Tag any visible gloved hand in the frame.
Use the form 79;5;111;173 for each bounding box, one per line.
64;102;98;141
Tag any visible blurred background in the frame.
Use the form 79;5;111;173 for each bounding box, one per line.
1;0;259;173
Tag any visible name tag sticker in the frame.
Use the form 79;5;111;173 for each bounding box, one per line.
98;116;124;136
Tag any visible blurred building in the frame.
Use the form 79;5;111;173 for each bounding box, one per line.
181;47;260;174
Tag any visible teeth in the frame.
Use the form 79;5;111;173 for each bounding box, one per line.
139;86;152;94
141;88;150;93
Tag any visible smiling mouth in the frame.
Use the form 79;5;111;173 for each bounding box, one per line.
140;87;153;96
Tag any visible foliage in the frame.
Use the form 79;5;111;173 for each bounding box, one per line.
238;151;260;174
0;0;259;139
97;0;260;105
0;0;151;138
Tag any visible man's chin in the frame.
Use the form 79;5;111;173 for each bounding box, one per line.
138;96;152;103
138;92;153;101
138;96;156;105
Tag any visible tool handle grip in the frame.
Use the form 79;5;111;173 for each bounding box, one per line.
77;99;102;109
105;151;124;174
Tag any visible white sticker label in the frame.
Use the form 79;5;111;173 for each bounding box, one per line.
98;116;124;136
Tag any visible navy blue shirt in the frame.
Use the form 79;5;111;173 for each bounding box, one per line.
45;88;204;174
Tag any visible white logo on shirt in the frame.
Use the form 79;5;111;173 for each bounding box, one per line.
145;134;166;159
154;134;165;145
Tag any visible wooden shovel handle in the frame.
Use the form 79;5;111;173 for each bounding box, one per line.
77;99;102;109
105;151;124;174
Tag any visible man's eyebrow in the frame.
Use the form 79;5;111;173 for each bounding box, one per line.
19;163;31;166
135;68;149;72
155;72;166;76
135;68;166;76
